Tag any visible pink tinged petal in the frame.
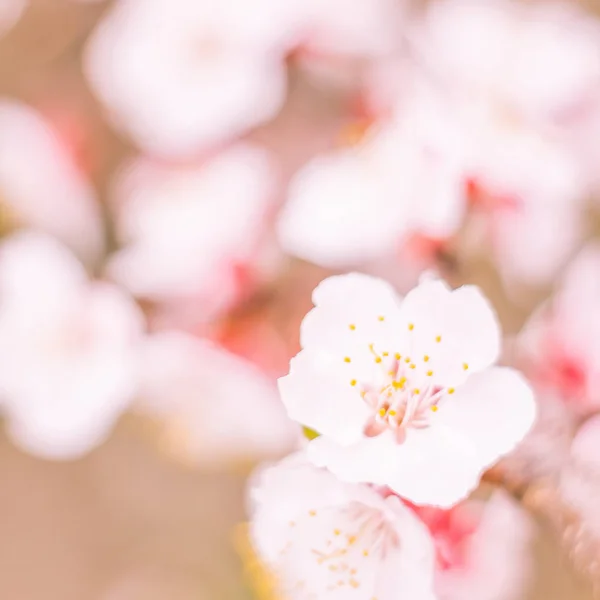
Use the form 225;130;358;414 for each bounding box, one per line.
435;491;533;600
107;144;274;303
436;366;537;471
0;101;104;264
248;453;438;600
398;278;501;385
308;428;483;508
137;332;297;467
278;350;372;445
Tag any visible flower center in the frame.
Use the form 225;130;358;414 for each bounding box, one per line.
355;344;456;443
280;502;400;595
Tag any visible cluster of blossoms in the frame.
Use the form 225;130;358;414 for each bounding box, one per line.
3;0;600;596
247;273;537;599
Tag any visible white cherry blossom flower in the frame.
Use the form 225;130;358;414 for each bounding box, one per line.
279;273;536;507
0;100;104;264
136;331;298;469
248;452;438;600
0;232;144;459
277;78;467;269
107;144;276;322
84;0;292;157
411;0;600;285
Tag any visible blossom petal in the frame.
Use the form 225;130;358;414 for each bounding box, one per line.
301;273;407;361
278;350;371;445
308;428;483;508
436;366;536;470
249;453;438;600
397;278;501;385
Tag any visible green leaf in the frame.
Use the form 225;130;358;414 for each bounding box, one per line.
302;426;321;441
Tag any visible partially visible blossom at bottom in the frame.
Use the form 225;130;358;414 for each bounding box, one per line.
0;231;144;459
248;453;437;600
415;492;533;600
135;331;298;469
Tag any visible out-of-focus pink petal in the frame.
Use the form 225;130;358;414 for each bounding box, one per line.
107;144;275;318
434;492;533;600
137;331;297;468
0;232;144;459
0;100;104;263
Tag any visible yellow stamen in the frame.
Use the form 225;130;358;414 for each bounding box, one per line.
424;355;430;362
382;351;389;356
344;356;351;363
408;323;414;331
349;579;360;589
378;316;385;322
394;352;401;360
404;357;411;363
334;529;341;536
309;510;317;516
436;335;442;343
375;356;382;364
448;387;455;394
347;535;357;545
363;550;369;557
431;405;438;412
392;377;407;389
426;370;433;376
388;410;397;417
413;388;420;395
378;407;387;417
349;324;356;331
350;379;357;386
463;362;469;371
409;363;416;369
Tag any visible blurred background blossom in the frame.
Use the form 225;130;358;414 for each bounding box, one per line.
0;0;600;598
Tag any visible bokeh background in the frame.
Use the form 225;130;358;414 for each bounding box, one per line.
1;0;600;598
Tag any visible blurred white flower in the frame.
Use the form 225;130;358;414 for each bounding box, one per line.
84;0;294;157
0;0;26;37
277;79;466;269
279;273;536;507
0;100;104;264
0;232;144;459
248;453;437;600
417;492;533;600
136;331;297;468
518;243;600;413
107;144;276;322
413;0;600;284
